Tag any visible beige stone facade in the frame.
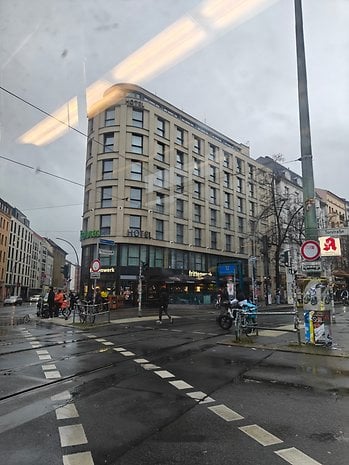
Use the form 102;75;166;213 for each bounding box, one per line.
81;83;270;299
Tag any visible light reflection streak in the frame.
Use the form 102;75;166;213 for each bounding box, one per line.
17;0;278;146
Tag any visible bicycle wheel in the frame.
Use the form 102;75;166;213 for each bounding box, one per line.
78;305;87;323
234;312;242;341
62;308;71;319
217;314;233;330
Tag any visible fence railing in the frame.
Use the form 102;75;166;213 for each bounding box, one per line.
72;301;110;325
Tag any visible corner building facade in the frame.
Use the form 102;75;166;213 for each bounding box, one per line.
81;83;269;303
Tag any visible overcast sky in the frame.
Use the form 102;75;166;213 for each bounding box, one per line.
1;0;348;262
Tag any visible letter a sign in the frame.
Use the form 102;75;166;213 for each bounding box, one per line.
319;236;341;257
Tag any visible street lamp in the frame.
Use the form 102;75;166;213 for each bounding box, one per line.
56;237;80;292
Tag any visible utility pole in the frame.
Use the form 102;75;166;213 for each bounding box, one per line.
138;262;142;317
294;0;318;242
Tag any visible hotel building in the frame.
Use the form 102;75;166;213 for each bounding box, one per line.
80;83;270;303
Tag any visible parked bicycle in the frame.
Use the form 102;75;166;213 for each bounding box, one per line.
217;298;258;340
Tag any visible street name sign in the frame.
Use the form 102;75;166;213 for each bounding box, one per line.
302;262;322;273
319;227;349;236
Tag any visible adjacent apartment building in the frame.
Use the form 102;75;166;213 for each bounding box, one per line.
80;83;272;302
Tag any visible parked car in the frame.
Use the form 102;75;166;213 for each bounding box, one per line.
29;294;41;303
4;295;23;306
37;293;48;309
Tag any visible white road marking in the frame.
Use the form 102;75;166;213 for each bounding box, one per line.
59;424;88;447
26;337;36;340
42;364;57;370
51;391;71;401
141;363;161;370
120;351;135;356
239;424;283;446
39;355;52;360
170;329;182;332
186;391;215;403
56;403;79;420
95;338;106;342
193;331;206;334
86;334;97;338
134;358;149;364
63;451;95;465
113;347;126;352
110;316;161;324
102;341;114;346
154;370;175;379
169;380;193;390
275;447;323;465
44;370;61;379
208;404;244;421
36;349;49;354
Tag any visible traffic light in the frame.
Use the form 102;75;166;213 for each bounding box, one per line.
61;264;70;279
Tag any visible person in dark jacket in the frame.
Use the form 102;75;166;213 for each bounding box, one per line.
47;286;55;318
157;286;173;324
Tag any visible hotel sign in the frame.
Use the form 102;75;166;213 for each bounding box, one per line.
127;229;151;239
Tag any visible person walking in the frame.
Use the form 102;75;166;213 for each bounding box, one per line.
54;289;64;317
47;286;55;318
157;285;173;324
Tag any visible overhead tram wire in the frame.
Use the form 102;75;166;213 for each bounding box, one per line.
0;85;106;151
0;154;84;187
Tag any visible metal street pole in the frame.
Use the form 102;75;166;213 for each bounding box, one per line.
56;237;80;292
294;0;318;242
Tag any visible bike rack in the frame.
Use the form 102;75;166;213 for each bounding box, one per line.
72;302;110;324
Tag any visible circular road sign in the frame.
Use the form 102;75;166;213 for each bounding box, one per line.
91;258;101;272
301;240;321;261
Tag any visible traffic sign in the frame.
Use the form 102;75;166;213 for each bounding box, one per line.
300;240;321;261
302;262;322;273
90;271;101;279
91;258;101;272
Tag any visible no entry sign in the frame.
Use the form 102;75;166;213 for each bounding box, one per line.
301;240;321;261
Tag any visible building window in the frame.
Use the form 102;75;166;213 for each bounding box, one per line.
236;158;243;174
193;204;201;223
176;199;184;218
130;160;142;181
193;135;202;154
225;213;232;230
238;217;244;233
239;237;245;254
176;223;184;243
224;192;231;209
248;164;255;179
156;193;165;214
102;159;113;180
193;158;201;176
209;187;217;205
193;181;201;199
100;215;111;235
223;151;231;168
236;178;243;193
249;201;256;216
209;165;217;183
132;109;143;128
156;142;165;162
176;150;184;170
155;219;164;240
156;117;166;137
175;174;184;193
248;182;255;197
131;134;143;153
210;208;217;226
237;197;244;213
101;187;112;208
105;107;115;126
129;215;141;231
127;245;140;266
154;167;165;187
130;187;142;208
176;127;185;145
88;118;93;134
86;165;91;184
103;133;114;152
225;234;232;251
209;144;217;161
211;231;217;249
87;140;92;158
223;172;231;189
194;228;201;247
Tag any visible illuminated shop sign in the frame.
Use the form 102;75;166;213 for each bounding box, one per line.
127;229;151;239
80;230;101;241
100;267;116;273
189;270;212;278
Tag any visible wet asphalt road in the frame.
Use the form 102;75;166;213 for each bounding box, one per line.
0;304;348;465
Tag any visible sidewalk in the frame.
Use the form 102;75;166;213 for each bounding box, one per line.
36;302;349;358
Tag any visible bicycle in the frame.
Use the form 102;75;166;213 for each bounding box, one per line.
234;304;258;341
